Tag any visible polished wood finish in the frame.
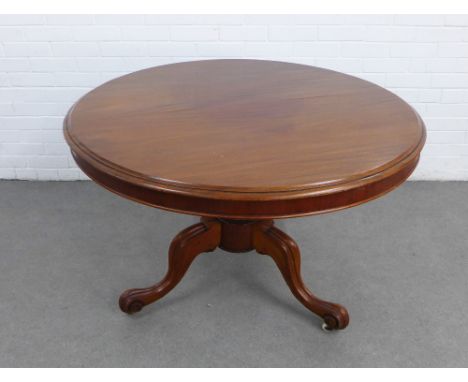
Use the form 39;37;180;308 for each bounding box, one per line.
64;59;425;219
119;219;221;314
253;222;349;330
120;218;348;330
72;150;419;219
64;60;426;330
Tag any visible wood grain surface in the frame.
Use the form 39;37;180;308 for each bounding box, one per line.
64;59;425;218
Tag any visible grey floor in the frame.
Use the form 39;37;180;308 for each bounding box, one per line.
0;181;467;367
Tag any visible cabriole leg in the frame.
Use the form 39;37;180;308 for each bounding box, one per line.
119;220;221;313
253;222;349;330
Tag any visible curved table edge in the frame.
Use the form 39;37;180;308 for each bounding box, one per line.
70;147;422;219
64;112;426;202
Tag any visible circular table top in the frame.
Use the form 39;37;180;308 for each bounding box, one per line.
64;59;426;219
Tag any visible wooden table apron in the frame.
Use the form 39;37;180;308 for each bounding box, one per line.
64;59;426;331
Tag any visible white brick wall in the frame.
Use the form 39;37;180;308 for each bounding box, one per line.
1;14;468;181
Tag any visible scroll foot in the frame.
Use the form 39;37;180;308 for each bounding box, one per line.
253;222;349;330
119;220;221;314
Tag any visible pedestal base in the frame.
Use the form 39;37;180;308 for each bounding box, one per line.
119;218;349;331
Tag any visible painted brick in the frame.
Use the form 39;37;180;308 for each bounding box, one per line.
197;43;244;57
426;104;468;117
444;15;468;26
123;57;173;71
0;73;7;86
0;15;44;25
8;73;54;87
99;72;131;83
419;89;442;103
121;26;170;41
1;116;62;130
23;27;74;42
426;58;468;72
0;27;25;41
387;74;432;88
36;169;59;180
100;42;148;57
0;130;21;142
44;143;69;155
391;89;420;103
221;26;268;41
17;86;84;104
197;15;244;25
414;27;464;42
41;130;66;144
144;15;202;25
148;42;197;56
426;131;466;144
2;143;44;155
74;26;122;41
31;156;69;169
363;58;409;72
146;15;242;26
95;15;144;25
355;73;387;86
320;58;364;72
315;58;362;72
19;130;42;143
243;15;303;25
409;58;428;73
46;15;93;25
0;169;15;178
30;58;77;72
0;103;15;115
432;74;468;88
390;43;437;57
268;26;317;41
293;15;348;25
57;168;82;180
341;42;389;57
171;26;219;41
441;90;467;103
394;15;445;26
51;42;100;57
15;169;37;179
293;42;340;57
13;103;70;116
424;144;468;157
438;43;468;57
53;72;101;87
245;42;294;57
425;119;468;131
319;26;366;41
76;57;127;72
365;27;417;42
3;42;52;57
0;156;28;168
345;15;394;25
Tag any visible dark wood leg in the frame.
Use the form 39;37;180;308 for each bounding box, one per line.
253;222;349;330
119;219;221;313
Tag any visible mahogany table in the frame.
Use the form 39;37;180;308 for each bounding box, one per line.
64;59;426;331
